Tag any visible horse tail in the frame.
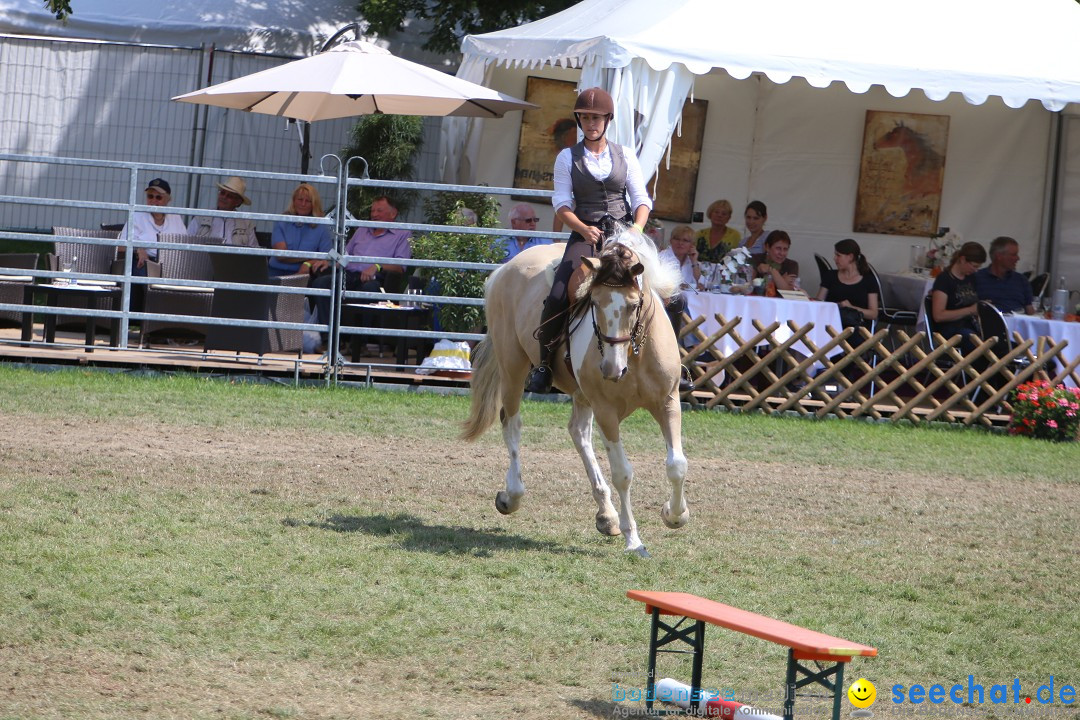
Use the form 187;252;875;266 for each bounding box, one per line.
461;336;502;442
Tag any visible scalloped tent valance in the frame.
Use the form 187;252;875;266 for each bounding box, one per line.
461;0;1080;112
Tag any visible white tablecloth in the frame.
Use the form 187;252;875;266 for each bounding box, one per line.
878;271;934;312
685;291;843;357
1005;313;1080;387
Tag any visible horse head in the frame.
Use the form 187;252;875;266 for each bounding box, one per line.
579;243;646;382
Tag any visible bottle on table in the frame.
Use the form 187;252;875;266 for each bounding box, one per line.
1051;276;1068;321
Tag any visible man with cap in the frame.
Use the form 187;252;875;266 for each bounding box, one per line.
187;176;259;248
523;86;653;394
119;177;187;276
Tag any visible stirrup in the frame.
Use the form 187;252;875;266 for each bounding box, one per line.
525;364;553;394
679;366;695;394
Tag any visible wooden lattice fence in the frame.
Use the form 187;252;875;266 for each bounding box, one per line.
680;312;1080;428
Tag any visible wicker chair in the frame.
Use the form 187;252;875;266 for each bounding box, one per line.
140;234;224;345
0;253;40;327
204;253;309;357
48;227;122;334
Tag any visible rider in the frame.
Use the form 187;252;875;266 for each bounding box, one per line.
523;86;653;394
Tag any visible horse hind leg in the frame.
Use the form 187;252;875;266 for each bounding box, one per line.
494;364;528;515
568;398;620;536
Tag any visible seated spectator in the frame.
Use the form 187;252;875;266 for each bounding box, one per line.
119;177;186;277
973;236;1035;314
739;200;772;254
269;183;332;277
815;238;879;328
750;230;798;291
695;199;741;263
311;195;411;350
660;224;704;291
501;203;552;261
187;176;259;248
931;241;987;348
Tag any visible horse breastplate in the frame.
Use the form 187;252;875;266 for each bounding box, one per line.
570;143;630;223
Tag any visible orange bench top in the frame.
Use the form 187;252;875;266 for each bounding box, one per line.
627;590;877;659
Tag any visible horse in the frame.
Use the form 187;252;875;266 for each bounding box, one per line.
873;122;945;199
461;228;690;557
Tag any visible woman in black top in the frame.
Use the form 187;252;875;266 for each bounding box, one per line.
930;241;986;347
815;238;879;328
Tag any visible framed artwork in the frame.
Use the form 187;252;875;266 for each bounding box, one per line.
513;76;579;193
648;98;708;223
854;110;950;237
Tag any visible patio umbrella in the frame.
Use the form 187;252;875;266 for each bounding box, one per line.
172;39;535;122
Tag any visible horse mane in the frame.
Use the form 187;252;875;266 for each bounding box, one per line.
577;226;682;302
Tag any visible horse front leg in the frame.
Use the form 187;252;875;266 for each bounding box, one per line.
568;397;620;536
495;404;525;515
596;416;647;557
652;394;689;529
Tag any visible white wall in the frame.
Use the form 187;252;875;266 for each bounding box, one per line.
469;64;1054;294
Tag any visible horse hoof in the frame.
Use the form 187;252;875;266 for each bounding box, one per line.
595;512;622;536
661;501;689;529
626;544;650;559
495;491;517;515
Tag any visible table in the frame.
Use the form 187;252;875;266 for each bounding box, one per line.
342;302;433;365
21;282;122;351
684;291;843;357
1005;313;1080;387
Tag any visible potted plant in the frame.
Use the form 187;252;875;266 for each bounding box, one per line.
1009;380;1080;441
410;191;505;372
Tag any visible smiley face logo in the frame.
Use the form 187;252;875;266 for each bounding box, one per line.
848;678;876;709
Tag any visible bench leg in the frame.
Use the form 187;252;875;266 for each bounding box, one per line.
644;609;706;713
785;648;848;720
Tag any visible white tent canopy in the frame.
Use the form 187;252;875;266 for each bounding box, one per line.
461;0;1080;110
448;0;1080;184
443;0;1080;284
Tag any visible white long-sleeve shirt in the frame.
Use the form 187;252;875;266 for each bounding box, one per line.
551;143;652;215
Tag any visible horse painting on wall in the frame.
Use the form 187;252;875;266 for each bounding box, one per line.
854;110;950;237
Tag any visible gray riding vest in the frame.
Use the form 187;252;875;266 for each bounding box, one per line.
569;142;630;223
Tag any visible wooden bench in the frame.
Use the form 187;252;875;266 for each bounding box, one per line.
627;590;877;720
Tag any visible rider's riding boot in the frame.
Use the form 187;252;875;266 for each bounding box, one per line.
525;299;563;394
666;303;694;394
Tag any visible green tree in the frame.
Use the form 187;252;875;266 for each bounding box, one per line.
45;0;73;20
339;114;425;220
356;0;578;54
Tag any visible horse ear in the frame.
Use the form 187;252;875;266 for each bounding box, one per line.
581;257;599;271
630;262;644;277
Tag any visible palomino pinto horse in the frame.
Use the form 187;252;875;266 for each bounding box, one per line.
462;230;689;556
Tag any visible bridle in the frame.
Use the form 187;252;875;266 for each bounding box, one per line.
589;281;647;358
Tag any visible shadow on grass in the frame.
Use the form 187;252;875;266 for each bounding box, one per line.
285;512;598;557
568;699;625;718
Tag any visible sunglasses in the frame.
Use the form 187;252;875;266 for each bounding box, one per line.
518;217;539;223
145;193;166;201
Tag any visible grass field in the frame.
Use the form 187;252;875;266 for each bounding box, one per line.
0;367;1077;720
